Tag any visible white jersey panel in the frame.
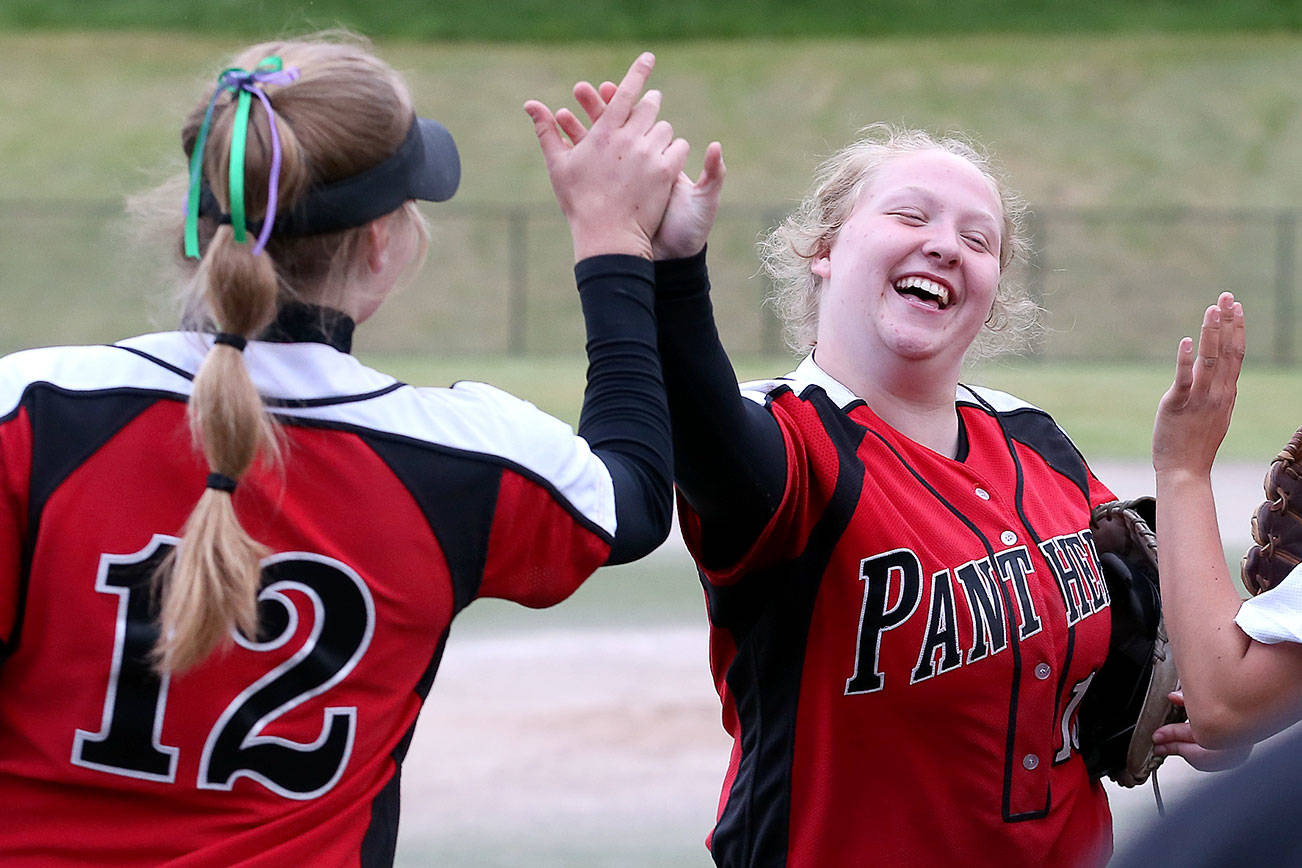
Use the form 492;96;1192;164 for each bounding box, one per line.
0;333;616;537
0;344;192;416
1235;563;1302;644
282;380;616;537
737;355;855;409
957;384;1047;415
736;355;1057;427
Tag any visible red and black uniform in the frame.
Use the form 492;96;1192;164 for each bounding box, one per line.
656;251;1115;867
0;256;669;866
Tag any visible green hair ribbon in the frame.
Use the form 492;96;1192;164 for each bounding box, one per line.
183;56;300;258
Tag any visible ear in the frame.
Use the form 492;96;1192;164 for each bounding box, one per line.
364;215;391;274
810;251;831;280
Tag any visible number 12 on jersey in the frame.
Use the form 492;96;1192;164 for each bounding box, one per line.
71;535;376;800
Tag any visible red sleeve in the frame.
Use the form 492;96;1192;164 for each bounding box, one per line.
478;469;612;607
0;408;32;646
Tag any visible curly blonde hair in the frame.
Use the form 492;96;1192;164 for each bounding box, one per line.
759;123;1040;360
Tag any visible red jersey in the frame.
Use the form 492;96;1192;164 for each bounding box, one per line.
680;357;1116;867
0;330;616;865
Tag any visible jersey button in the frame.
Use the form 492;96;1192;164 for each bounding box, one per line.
1023;753;1040;771
1001;530;1017;545
1034;663;1051;680
975;487;990;501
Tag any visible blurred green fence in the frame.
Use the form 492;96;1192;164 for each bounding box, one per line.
2;200;1298;364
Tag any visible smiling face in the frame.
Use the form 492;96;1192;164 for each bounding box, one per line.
811;148;1004;376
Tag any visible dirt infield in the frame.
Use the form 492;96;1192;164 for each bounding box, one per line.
395;462;1276;866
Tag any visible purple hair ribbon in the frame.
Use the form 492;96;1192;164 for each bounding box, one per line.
183;56;300;258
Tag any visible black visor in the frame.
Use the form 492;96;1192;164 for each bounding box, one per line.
200;115;460;237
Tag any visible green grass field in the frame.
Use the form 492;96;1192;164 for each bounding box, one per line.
3;31;1301;365
5;31;1301;208
1;30;1297;458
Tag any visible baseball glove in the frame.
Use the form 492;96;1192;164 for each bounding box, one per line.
1241;425;1302;596
1078;497;1186;787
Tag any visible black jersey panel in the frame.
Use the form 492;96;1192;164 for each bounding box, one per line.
287;414;614;549
9;386;168;654
360;433;500;615
995;409;1091;503
360;626;452;868
25;386;167;521
359;735;403;868
709;391;867;868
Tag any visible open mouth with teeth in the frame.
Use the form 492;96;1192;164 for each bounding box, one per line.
893;276;950;309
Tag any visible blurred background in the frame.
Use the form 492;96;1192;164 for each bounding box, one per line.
2;1;1299;864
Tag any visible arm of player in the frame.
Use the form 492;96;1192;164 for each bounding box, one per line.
525;54;685;564
556;74;789;569
1153;293;1302;747
646;134;787;570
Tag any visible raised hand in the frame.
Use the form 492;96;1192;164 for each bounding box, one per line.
524;53;689;262
1152;292;1245;475
654;140;725;260
561;78;725;260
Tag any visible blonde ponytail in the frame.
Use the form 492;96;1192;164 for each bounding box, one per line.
154;226;282;672
152;34;425;672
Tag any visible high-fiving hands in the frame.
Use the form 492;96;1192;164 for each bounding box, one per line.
571;79;725;261
525;53;725;263
524;53;692;262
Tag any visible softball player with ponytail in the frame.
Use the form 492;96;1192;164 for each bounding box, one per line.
0;41;680;864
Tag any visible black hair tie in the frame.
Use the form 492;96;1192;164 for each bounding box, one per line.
213;332;248;351
206;472;239;494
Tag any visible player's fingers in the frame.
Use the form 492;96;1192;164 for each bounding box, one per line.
598;81;618;103
522;100;568;163
1222;298;1246;380
645;118;675;153
663;136;691;176
573;81;606;125
602;52;655;126
694;141;726;192
1232;300;1246;358
1202;293;1243;395
1167;336;1195;402
1150;720;1193;745
554;108;589;145
1194;304;1222;382
626;88;663;133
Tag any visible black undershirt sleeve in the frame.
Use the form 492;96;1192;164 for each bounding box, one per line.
653;248;788;569
574;255;674;565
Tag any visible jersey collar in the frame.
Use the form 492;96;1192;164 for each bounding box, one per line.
253;301;355;353
791;353;862;410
